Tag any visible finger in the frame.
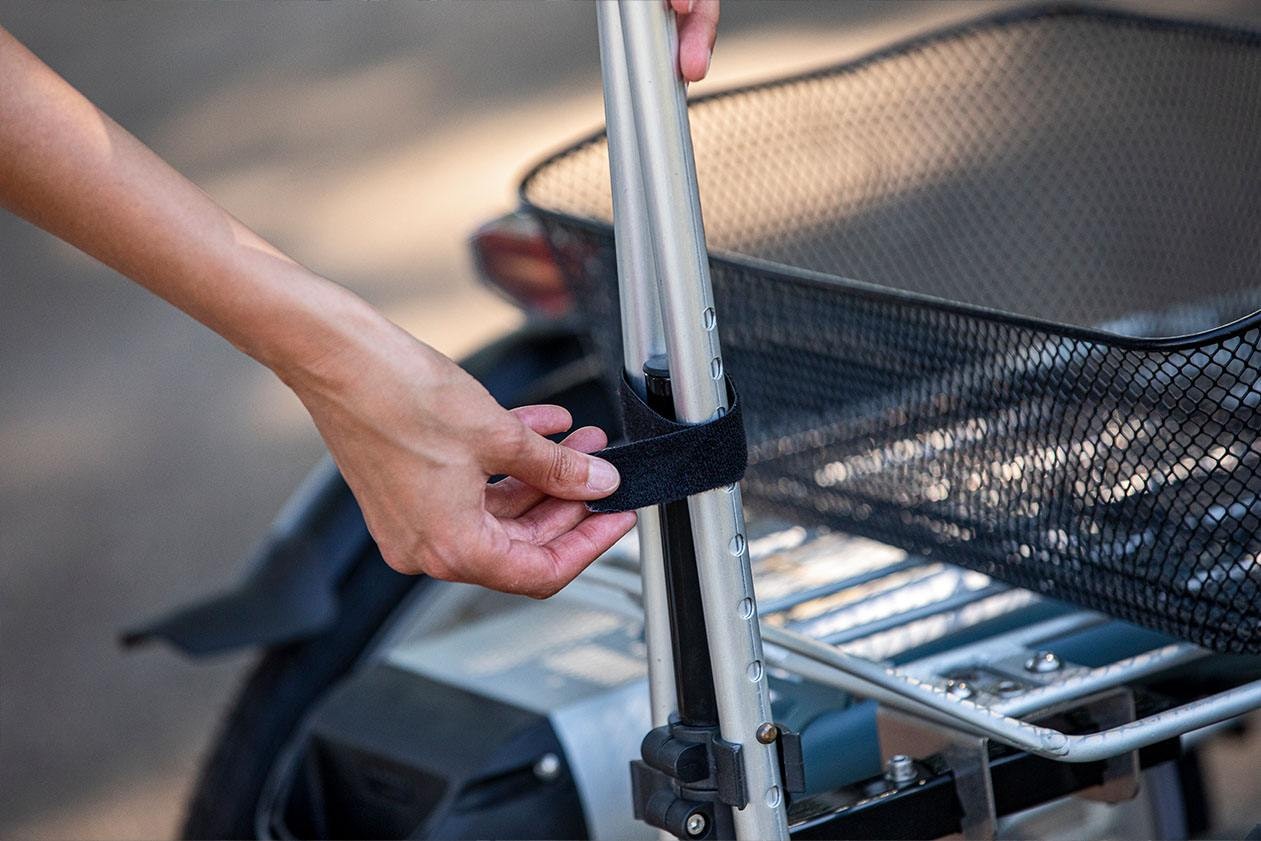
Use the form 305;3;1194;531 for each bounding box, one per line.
502;496;592;546
484;425;608;517
501;511;638;598
677;0;718;82
509;404;573;437
494;424;620;502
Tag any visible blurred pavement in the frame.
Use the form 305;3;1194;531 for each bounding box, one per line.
1;2;1259;839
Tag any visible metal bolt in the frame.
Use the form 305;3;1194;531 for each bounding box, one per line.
995;679;1022;695
756;722;779;744
885;754;918;786
945;678;974;699
685;812;708;837
533;753;562;782
1025;650;1062;674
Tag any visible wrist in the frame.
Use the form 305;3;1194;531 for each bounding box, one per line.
261;276;439;400
248;273;380;388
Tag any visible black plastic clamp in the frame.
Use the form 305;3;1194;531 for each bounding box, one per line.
631;721;746;838
631;720;807;839
773;725;807;796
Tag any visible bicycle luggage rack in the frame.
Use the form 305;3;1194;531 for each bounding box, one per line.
580;3;1261;838
581;545;1261;839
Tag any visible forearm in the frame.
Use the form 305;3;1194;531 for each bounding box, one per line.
0;26;367;380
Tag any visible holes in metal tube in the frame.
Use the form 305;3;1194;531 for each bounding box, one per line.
765;786;782;808
747;660;763;682
710;357;723;380
703;307;716;330
729;534;746;556
738;597;755;619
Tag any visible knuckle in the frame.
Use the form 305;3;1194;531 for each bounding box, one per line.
547;445;582;487
495;419;530;456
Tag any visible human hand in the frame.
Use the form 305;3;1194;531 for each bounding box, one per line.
671;0;720;82
284;295;636;598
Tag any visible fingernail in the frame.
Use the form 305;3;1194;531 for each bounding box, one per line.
587;458;620;492
703;49;712;78
686;0;695;12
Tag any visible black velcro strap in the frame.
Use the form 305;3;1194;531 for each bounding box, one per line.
587;375;747;513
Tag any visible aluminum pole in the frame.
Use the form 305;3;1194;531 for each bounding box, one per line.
595;0;676;734
615;2;790;837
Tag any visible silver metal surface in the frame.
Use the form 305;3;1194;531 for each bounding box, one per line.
611;1;788;837
386;588;655;841
581;560;1261;766
534;753;563;782
764;621;1261;762
878;707;997;840
1069;691;1139;805
597;0;664;393
596;0;676;735
1143;760;1189;840
685;813;708;837
994;644;1206;718
884;754;918;787
1026;650;1064;674
944;734;998;841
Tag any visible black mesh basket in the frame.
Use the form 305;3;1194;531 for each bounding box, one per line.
520;5;1261;653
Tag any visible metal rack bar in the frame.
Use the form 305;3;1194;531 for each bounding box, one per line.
580;562;1261;766
607;1;789;836
595;0;675;734
760;623;1261;763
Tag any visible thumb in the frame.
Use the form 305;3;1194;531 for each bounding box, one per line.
498;425;621;501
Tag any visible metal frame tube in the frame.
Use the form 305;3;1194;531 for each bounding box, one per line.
582;562;1261;767
596;0;676;733
615;3;788;837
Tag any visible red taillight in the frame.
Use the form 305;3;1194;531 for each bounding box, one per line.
469;211;573;317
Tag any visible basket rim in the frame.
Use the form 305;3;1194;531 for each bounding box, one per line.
518;2;1261;354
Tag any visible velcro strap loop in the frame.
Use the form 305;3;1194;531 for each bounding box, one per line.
587;375;747;513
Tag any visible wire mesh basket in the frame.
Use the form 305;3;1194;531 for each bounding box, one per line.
521;5;1261;654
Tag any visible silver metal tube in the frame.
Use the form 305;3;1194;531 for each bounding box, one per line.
615;3;789;837
631;512;674;729
597;0;666;398
596;0;676;733
763;623;1261;763
581;561;1261;767
994;644;1208;719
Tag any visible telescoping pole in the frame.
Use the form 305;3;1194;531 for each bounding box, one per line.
609;2;790;839
595;0;677;738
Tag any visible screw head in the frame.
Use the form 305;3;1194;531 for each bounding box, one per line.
885;754;918;785
944;678;974;699
1025;650;1062;674
685;812;708;837
533;753;562;782
756;722;779;744
995;678;1022;695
